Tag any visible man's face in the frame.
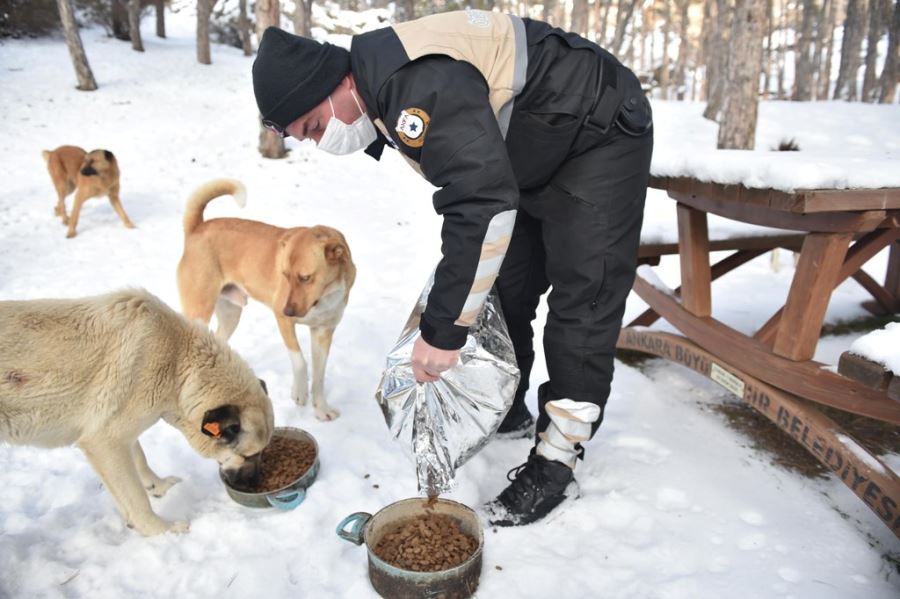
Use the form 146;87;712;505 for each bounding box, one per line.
285;80;364;144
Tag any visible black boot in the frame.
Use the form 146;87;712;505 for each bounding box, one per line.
481;454;577;527
495;403;535;440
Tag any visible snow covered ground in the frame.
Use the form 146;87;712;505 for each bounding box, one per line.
1;11;899;599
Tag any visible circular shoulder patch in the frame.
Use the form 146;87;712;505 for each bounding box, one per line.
395;108;429;148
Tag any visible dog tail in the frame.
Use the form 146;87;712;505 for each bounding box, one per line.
183;178;247;235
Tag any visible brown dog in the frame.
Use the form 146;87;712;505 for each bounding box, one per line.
177;179;356;421
41;145;135;238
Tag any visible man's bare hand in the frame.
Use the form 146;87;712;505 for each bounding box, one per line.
411;335;460;383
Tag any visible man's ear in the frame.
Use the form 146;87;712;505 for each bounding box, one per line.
202;405;242;443
325;241;346;263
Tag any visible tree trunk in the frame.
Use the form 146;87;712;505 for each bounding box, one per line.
112;0;130;40
833;0;869;100
598;0;611;46
862;0;887;101
660;0;671;99
699;0;713;101
762;0;774;97
880;0;900;102
793;0;816;99
293;0;313;37
612;0;639;56
674;0;690;100
776;0;787;99
57;0;98;91
128;0;144;51
703;0;731;120
717;0;766;149
397;0;416;22
817;0;837;98
197;0;214;65
238;0;252;56
571;0;589;36
155;0;166;38
256;0;287;159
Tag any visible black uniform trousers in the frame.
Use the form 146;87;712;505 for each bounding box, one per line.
496;112;653;456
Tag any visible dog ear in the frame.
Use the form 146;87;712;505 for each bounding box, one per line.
325;241;346;263
202;405;241;443
104;150;114;161
258;378;268;395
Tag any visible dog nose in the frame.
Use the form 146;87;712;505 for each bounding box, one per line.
283;305;295;317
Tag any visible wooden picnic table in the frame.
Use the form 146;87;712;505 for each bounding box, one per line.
618;175;900;538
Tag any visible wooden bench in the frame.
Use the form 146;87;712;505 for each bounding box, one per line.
620;175;900;539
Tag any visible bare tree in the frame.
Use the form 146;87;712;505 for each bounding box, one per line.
56;0;98;90
674;0;690;100
833;0;869;100
155;0;166;38
612;0;640;55
197;0;215;65
293;0;313;37
862;0;888;101
571;0;590;36
703;0;731;120
817;0;837;99
762;0;774;97
880;0;900;102
717;0;766;149
238;0;252;56
793;0;816;99
128;0;144;51
659;0;672;98
256;0;287;159
112;0;130;40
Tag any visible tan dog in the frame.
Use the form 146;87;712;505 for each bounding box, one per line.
41;145;135;238
0;289;275;536
177;179;356;421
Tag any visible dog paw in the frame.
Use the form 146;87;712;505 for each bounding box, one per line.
149;476;182;498
166;520;190;534
125;222;136;229
65;230;76;239
315;405;340;421
293;387;309;407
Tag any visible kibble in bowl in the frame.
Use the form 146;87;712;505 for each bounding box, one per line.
219;427;319;509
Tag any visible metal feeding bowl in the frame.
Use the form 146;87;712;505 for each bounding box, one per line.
219;426;319;510
337;497;484;599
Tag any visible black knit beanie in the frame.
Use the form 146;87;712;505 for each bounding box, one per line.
252;27;351;130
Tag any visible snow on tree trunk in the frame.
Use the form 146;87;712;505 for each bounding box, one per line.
256;0;287;159
879;0;900;102
197;0;214;65
717;0;766;149
833;0;869;100
793;0;816;100
128;0;144;52
156;0;166;39
56;0;98;91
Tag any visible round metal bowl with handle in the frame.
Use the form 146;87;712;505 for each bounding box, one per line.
219;426;319;510
336;497;484;599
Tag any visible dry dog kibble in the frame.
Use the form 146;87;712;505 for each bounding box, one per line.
233;435;316;493
373;513;479;572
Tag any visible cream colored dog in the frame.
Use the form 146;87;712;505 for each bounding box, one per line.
177;179;356;421
0;289;275;536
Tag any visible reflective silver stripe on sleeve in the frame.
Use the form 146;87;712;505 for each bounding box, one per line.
496;15;528;139
454;209;517;327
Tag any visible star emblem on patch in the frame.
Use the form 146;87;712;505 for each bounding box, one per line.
396;107;429;148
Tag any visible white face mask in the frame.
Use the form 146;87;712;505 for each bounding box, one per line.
316;89;377;156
